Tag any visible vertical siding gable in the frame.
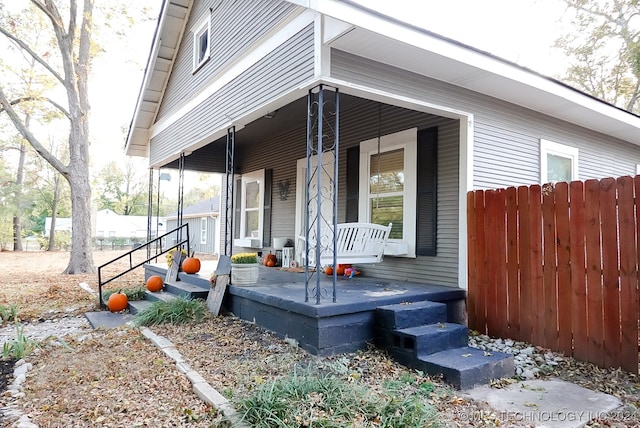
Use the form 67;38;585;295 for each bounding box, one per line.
157;0;301;120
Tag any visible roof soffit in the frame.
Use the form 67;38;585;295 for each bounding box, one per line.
126;0;192;157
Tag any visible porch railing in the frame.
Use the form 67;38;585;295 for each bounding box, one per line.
97;223;190;309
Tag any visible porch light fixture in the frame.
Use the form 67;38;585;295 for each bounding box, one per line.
264;110;278;119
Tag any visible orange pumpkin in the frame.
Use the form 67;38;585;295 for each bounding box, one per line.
146;275;164;292
182;257;201;274
336;264;350;276
107;291;128;312
324;266;333;275
266;259;275;267
263;254;276;266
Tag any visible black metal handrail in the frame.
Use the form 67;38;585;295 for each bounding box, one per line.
97;223;190;308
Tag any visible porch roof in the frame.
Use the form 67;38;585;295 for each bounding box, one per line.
126;0;640;160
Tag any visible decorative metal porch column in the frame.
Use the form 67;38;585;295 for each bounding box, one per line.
304;85;340;304
146;168;154;259
224;126;235;256
177;153;185;245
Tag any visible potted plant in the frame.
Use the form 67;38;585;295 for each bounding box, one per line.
230;252;259;285
166;247;187;269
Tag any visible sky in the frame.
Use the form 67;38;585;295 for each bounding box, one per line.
351;0;570;76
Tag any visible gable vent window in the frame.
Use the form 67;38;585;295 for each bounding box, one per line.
192;16;210;72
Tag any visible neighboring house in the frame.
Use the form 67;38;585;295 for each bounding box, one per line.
44;217;73;235
165;196;220;255
46;209;166;240
126;0;640;292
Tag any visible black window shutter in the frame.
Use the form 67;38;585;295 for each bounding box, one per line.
346;146;359;222
234;176;242;239
263;169;273;248
416;127;437;256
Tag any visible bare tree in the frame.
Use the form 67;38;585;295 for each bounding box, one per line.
556;0;640;113
0;0;95;273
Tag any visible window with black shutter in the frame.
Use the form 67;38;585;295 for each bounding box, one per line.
416;127;437;256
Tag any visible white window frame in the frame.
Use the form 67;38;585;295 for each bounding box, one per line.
540;139;579;184
235;169;265;248
200;217;207;245
192;15;210;72
359;128;417;258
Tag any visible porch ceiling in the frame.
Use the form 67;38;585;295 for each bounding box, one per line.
162;96;308;172
163;94;378;172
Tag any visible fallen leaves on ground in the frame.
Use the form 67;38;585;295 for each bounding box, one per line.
18;327;223;427
1;250;639;427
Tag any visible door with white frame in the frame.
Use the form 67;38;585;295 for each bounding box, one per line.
294;153;335;266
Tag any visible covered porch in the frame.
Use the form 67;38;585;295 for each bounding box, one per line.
144;260;466;356
153;85;467;294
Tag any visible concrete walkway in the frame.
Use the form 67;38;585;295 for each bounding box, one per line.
466;379;622;427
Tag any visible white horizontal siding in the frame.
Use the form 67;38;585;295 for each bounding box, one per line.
150;24;315;165
157;0;300;119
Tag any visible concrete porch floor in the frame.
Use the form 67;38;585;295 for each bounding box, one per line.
145;261;466;355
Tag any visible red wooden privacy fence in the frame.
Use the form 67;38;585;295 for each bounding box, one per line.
467;176;639;373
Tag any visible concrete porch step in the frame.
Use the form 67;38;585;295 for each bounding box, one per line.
376;301;447;330
391;322;468;357
164;280;209;299
144;289;179;303
128;299;153;315
129;280;208;315
416;346;514;390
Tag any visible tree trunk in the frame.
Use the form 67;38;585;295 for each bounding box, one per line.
61;0;96;274
63;113;95;273
64;170;94;273
12;139;27;251
48;174;60;252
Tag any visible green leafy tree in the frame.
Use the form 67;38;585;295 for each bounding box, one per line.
0;8;61;251
555;0;640;112
93;159;148;216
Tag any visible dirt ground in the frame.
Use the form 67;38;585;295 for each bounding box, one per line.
0;250;637;427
